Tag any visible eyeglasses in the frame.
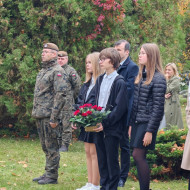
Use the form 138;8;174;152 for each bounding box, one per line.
99;57;108;62
138;52;147;56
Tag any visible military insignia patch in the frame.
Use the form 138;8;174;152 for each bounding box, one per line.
72;74;76;77
44;44;48;47
57;73;62;77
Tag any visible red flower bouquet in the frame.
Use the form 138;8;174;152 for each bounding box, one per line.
70;104;111;132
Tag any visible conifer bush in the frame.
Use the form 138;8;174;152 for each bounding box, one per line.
0;0;189;136
129;128;188;180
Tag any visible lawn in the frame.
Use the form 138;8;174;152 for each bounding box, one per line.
0;97;188;190
0;138;188;190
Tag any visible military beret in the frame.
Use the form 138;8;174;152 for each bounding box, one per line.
58;51;68;57
43;43;59;51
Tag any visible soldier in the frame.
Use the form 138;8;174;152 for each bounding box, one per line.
58;51;81;152
32;43;68;185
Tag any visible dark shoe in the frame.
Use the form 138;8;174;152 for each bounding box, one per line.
118;179;125;187
59;144;68;152
32;174;46;182
38;177;57;185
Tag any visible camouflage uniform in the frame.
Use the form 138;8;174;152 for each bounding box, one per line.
32;59;67;180
61;63;81;147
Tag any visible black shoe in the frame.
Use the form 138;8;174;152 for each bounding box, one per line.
118;179;125;187
38;177;58;185
59;144;68;152
32;174;46;182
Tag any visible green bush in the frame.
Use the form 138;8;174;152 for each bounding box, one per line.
129;128;188;180
0;0;188;135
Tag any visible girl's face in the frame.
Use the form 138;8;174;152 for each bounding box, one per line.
138;47;148;65
165;65;174;78
86;57;93;74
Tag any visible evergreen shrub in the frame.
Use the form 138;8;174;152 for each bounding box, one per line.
0;0;188;136
129;128;188;180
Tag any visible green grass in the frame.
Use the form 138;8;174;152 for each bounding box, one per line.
0;99;188;189
0;138;188;190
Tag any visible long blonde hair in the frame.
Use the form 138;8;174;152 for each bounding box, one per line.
85;52;102;83
164;63;179;77
135;43;164;85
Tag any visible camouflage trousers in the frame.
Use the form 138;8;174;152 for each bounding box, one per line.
61;111;73;146
36;118;61;180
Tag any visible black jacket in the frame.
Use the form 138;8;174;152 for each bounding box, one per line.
130;71;166;133
93;74;128;138
74;80;94;110
117;57;139;125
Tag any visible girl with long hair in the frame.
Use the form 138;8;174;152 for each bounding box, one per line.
74;52;103;190
129;43;166;190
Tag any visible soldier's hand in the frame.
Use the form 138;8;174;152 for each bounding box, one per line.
50;122;58;128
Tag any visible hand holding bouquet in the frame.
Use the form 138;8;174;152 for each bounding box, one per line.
70;103;110;132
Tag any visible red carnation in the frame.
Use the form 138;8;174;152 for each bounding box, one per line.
96;106;102;111
92;105;98;109
73;110;80;116
82;113;88;117
83;104;92;107
79;105;84;109
86;110;92;115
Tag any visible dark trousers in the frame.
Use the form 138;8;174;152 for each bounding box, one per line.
36;118;60;180
95;132;120;190
119;126;130;182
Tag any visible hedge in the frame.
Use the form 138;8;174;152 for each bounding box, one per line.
0;0;188;135
129;128;189;180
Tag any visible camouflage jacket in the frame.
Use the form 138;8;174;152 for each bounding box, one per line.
61;64;81;111
32;59;67;122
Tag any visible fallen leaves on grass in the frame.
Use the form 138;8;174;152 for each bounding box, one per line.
153;179;159;183
23;164;28;168
18;161;28;168
18;161;26;164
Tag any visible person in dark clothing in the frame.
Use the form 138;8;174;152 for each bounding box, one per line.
129;43;166;190
114;39;139;187
74;52;102;190
93;48;128;190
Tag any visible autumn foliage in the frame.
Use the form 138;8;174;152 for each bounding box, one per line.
0;0;189;136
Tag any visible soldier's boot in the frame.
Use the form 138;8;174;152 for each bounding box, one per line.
38;177;58;185
59;144;69;152
33;174;46;182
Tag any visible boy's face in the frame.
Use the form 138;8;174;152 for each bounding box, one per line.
99;56;113;71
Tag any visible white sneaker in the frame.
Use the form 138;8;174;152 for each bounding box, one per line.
76;183;92;190
85;184;100;190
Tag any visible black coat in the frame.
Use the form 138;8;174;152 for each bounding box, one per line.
117;57;139;125
74;80;94;110
93;74;128;138
130;71;166;133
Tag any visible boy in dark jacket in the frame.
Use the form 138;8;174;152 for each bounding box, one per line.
93;48;128;190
